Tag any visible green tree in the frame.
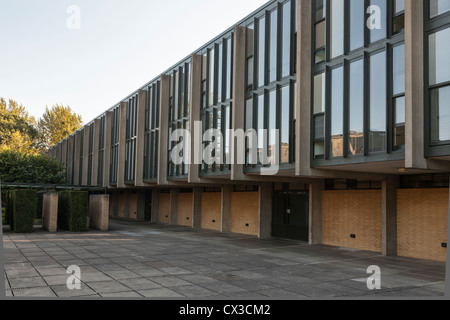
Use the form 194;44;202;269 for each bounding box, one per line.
0;98;41;155
38;104;83;149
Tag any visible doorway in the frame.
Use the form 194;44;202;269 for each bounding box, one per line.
272;191;309;241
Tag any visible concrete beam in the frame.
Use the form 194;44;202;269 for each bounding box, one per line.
405;0;426;169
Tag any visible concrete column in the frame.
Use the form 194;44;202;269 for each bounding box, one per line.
103;111;112;188
82;125;91;186
405;0;426;169
158;75;171;185
151;189;160;223
135;90;148;187
91;119;100;186
309;180;325;245
221;186;233;233
382;176;399;256
73;131;81;186
117;102;128;188
192;187;202;229
42;193;58;233
189;54;203;184
170;189;179;225
89;195;110;231
137;190;147;221
67;135;74;185
296;0;312;176
259;183;273;238
231;26;247;181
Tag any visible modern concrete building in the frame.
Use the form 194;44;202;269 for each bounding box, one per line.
47;0;450;262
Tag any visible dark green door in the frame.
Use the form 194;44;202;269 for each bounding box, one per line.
272;192;309;241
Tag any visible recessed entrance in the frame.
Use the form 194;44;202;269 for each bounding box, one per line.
272;191;309;242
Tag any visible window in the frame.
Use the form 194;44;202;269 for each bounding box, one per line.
269;9;278;83
349;59;364;156
97;116;105;186
314;0;326;64
369;0;387;43
125;95;137;183
257;17;266;87
313;73;326;159
393;0;405;34
350;0;365;51
281;1;292;77
330;0;345;58
110;107;120;185
330;66;344;158
281;85;291;163
393;44;405;150
369;51;387;153
429;27;450;143
430;0;450;19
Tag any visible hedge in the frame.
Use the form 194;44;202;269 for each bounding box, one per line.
58;191;88;232
9;189;37;233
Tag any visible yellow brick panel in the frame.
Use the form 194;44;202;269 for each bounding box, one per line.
158;193;171;225
231;192;259;236
201;192;222;231
322;190;382;252
178;193;193;227
397;188;449;262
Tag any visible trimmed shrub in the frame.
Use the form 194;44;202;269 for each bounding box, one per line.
58;191;88;232
9;189;37;233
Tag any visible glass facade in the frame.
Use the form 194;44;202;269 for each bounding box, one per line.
143;81;161;182
245;0;297;169
312;0;405;165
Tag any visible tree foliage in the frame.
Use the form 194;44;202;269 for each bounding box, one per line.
0;150;67;184
38;104;83;150
0;98;41;155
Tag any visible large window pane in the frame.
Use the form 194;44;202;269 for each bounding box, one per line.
315;20;326;50
430;86;450;142
314;73;326;114
258;17;266;87
430;0;450;18
281;1;291;78
349;59;364;156
429;28;450;86
269;10;278;83
315;0;326;21
350;0;365;51
369;51;387;153
246;98;254;164
209;49;215;106
268;90;277;161
395;0;405;13
394;96;405;149
393;44;405;95
226;38;232;100
331;66;344;157
330;0;345;58
217;43;223;103
257;94;265;163
281;86;290;163
369;0;387;43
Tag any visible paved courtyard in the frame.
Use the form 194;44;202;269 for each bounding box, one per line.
2;220;447;298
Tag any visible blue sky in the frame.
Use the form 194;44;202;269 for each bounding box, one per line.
0;0;269;124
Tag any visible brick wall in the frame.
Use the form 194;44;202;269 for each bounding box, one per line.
322;190;382;253
231;192;259;236
178;193;193;227
397;188;449;262
158;193;170;224
201;192;222;231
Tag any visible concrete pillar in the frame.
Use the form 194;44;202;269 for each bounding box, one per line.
189;54;203;184
151;189;160;223
259;183;273;238
82;124;91;186
103;111;112;188
405;0;426;169
89;195;110;231
192;187;202;228
296;0;312;176
91;119;101;186
221;186;233;233
117;102;128;188
158;75;171;185
42;193;58;233
231;26;247;181
382;176;399;256
135;90;148;187
67;135;74;185
309;180;325;245
170;189;179;225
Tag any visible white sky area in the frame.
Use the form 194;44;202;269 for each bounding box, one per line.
0;0;269;124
